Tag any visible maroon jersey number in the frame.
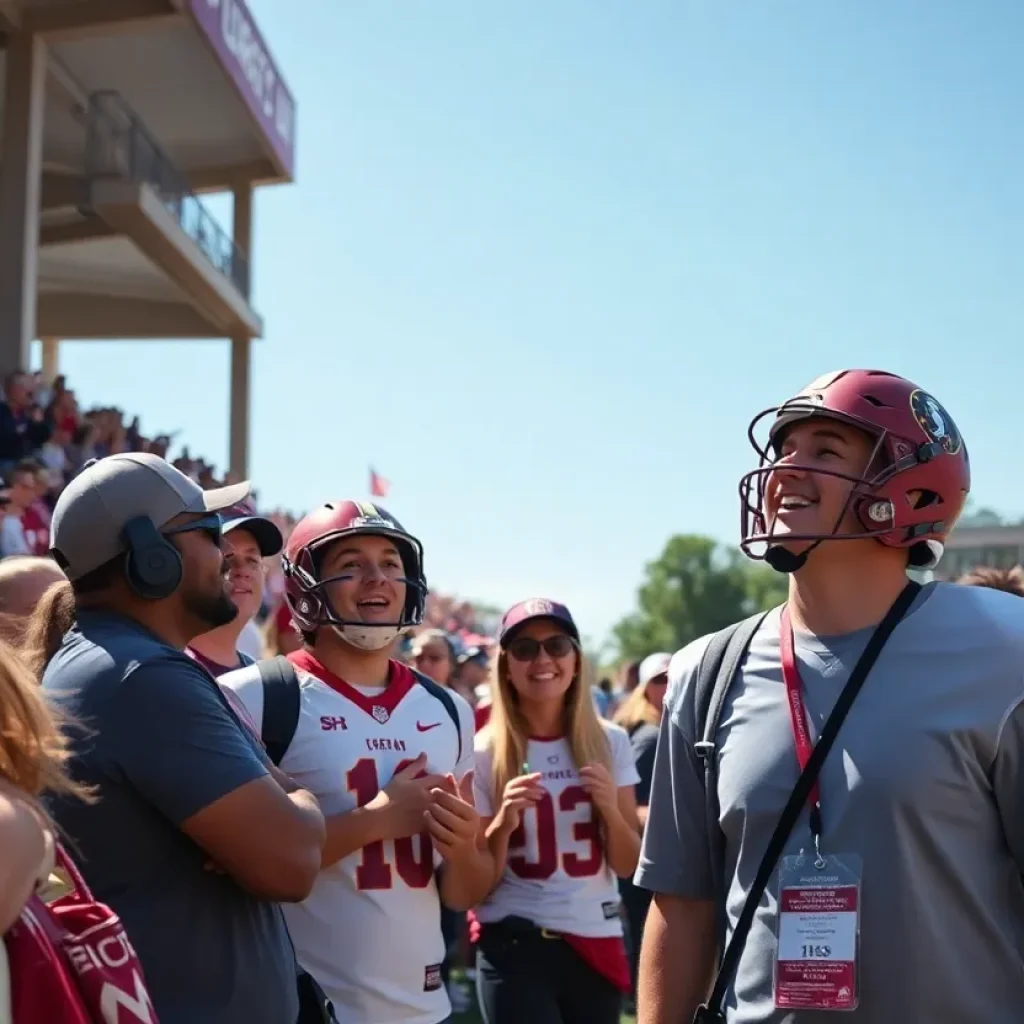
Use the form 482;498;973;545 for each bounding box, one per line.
507;785;603;880
346;757;435;890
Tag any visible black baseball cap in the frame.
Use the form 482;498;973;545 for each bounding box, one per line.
222;507;284;557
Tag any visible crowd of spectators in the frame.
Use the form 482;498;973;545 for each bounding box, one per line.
0;368;501;663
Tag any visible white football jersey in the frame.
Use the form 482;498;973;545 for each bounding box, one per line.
220;651;475;1024
472;721;640;937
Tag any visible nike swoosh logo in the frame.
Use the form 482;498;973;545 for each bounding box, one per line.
416;722;441;732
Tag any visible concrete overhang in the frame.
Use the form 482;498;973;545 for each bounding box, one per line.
6;0;295;188
37;176;263;339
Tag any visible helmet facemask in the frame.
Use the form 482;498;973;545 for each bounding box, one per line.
739;404;905;573
284;530;427;649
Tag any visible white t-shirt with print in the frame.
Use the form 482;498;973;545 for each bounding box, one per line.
473;721;640;937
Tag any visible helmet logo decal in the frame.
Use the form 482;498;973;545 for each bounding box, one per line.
910;390;962;455
371;705;390;724
867;500;894;523
350;515;397;530
350;500;397;532
523;598;555;617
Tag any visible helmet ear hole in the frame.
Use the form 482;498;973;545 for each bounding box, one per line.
907;489;941;510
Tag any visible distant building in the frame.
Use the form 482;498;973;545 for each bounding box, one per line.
932;523;1024;582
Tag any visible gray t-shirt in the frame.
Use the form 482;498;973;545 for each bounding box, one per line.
636;582;1024;1023
42;611;299;1024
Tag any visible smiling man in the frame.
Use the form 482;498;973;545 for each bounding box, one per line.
187;508;283;678
220;499;492;1024
41;454;325;1024
636;370;1024;1024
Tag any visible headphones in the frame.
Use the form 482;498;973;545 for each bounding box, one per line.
121;516;182;600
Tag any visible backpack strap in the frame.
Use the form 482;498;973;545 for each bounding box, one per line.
410;668;463;763
258;655;301;767
692;609;772;952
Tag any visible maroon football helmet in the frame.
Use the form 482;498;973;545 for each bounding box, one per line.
739;370;970;571
282;500;427;647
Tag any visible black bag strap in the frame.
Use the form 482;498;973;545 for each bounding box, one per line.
296;969;338;1023
258;655;301;767
410;668;463;762
693;610;772;950
695;581;921;1024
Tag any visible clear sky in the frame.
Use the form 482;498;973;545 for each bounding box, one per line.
45;0;1024;648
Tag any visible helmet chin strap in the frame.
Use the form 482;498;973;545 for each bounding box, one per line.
765;546;807;574
765;537;826;575
332;623;402;651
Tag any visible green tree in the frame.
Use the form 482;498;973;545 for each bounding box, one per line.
612;534;788;660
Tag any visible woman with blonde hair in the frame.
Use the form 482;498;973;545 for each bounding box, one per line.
0;639;81;934
0;636;94;1022
472;599;640;1024
0;638;160;1022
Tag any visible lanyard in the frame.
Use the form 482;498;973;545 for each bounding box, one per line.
779;604;824;852
697;582;921;1024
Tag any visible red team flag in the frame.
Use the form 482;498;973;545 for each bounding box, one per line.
369;467;390;498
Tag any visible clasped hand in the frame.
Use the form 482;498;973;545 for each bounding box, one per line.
369;753;480;862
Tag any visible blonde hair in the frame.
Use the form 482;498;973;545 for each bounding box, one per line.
20;580;76;680
0;637;86;802
483;636;611;809
613;680;662;732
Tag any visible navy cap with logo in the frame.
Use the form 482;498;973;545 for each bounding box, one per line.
221;504;284;558
498;598;579;647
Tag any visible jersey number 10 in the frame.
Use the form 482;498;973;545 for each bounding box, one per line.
346;758;434;891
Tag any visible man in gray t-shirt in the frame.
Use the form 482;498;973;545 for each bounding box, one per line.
636;370;1024;1023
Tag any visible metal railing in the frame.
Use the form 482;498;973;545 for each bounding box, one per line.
83;90;250;299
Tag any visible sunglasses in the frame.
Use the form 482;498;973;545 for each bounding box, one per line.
162;513;223;546
506;634;576;662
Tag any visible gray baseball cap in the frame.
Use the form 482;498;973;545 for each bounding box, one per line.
50;453;251;581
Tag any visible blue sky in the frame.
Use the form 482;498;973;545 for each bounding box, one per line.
45;0;1024;647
